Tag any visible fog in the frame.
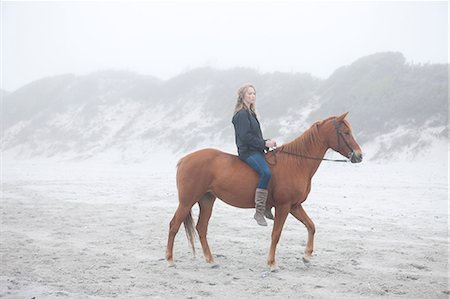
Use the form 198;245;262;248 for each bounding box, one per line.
2;0;448;91
1;2;448;298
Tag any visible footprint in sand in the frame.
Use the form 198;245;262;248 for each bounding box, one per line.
409;263;429;271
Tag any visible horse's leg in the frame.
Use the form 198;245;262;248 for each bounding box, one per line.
196;193;216;265
290;204;316;263
267;204;291;271
166;203;194;267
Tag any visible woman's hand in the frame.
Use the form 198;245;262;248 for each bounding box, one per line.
265;139;277;148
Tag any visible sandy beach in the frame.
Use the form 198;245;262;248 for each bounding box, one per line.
1;158;448;298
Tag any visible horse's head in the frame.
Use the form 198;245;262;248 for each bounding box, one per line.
319;112;363;163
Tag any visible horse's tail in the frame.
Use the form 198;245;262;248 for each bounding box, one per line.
183;210;196;256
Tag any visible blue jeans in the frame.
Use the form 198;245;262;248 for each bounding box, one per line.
245;152;271;189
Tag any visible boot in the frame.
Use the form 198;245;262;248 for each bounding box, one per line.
254;188;268;226
264;208;274;220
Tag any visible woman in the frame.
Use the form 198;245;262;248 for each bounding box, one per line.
232;84;277;226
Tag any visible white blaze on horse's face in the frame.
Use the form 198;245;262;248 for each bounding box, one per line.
340;121;363;163
329;112;363;163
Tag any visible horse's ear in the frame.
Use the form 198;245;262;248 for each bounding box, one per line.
336;112;349;122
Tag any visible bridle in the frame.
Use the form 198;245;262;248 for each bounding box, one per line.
268;118;354;164
333;118;355;156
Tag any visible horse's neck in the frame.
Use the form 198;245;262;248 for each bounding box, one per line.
283;125;328;176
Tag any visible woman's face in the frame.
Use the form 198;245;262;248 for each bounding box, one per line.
243;87;256;106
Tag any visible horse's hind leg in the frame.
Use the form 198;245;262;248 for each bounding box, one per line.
290;205;316;263
166;203;193;267
196;192;216;265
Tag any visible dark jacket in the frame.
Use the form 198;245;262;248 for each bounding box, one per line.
232;108;267;160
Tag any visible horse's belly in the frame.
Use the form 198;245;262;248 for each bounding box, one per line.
209;185;256;209
208;156;259;208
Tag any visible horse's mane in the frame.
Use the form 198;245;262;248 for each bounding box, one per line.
282;117;334;155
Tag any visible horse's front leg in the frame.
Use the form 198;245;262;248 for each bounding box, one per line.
267;204;290;271
290;204;316;263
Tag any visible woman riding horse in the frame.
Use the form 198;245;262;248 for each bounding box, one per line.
166;111;362;270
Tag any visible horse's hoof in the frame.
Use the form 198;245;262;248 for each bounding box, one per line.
268;264;278;272
167;260;175;268
302;256;312;268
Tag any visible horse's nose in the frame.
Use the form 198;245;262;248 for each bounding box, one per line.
350;151;363;163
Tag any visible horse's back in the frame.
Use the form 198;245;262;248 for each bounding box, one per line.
177;148;237;168
176;148;259;207
176;148;241;184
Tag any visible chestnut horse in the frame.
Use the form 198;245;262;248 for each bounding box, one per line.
166;112;362;270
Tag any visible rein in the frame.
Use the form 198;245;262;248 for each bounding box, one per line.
266;117;353;165
268;147;349;164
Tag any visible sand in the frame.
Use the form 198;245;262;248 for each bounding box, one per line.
1;158;448;298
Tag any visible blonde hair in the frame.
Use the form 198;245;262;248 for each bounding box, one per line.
234;84;257;114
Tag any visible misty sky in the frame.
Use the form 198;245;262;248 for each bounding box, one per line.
2;0;448;91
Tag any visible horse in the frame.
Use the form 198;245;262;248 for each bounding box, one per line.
165;112;363;271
